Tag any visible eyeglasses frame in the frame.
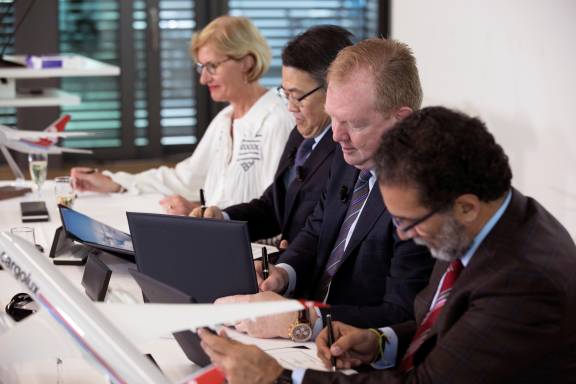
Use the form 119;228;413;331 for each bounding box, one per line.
276;84;323;106
195;57;234;75
392;204;448;233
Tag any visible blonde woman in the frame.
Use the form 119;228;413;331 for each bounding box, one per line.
71;16;294;215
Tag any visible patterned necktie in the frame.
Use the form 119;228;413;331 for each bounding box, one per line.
314;170;372;301
288;138;315;184
399;259;464;372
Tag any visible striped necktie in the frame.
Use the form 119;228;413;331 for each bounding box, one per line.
399;259;464;372
314;170;372;301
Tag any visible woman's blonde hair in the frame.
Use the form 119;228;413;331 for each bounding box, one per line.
190;16;271;82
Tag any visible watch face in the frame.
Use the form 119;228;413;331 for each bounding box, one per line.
291;323;312;342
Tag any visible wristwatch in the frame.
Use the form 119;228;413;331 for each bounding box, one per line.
274;369;293;384
288;308;312;342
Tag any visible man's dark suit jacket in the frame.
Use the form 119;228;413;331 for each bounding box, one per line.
278;150;434;328
304;189;576;383
225;127;336;243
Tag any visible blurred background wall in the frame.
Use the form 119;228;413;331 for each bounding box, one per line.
392;0;576;237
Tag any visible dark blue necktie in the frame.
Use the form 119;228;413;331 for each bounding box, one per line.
315;170;372;301
288;138;315;184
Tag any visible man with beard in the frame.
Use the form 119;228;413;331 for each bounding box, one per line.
198;106;576;384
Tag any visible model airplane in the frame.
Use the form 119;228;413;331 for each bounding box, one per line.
0;115;94;180
0;233;307;383
0;114;93;155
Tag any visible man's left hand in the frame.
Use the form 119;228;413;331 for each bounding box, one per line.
199;328;284;384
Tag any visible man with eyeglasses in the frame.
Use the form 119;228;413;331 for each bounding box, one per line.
198;106;576;384
211;37;434;342
191;25;351;249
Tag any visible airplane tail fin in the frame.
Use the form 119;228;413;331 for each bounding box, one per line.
45;114;71;133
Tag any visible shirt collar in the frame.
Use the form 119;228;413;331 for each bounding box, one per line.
313;125;331;146
460;190;512;267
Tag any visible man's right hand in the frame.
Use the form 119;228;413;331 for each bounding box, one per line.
70;167;122;193
316;321;380;369
189;205;224;219
255;261;288;293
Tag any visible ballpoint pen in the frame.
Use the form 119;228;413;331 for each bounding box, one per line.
261;246;269;279
326;313;337;372
199;188;206;216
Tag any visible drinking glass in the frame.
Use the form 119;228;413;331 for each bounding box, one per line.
10;226;36;245
28;153;48;196
10;226;44;252
54;176;76;207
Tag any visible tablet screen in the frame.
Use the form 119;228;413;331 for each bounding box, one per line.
59;206;134;254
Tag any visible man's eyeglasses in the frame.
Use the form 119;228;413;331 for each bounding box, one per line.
392;205;445;233
276;85;323;106
195;57;234;75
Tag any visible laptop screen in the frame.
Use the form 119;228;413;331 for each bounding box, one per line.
58;205;134;256
127;212;258;303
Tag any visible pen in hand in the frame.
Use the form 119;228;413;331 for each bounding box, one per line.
261;247;269;280
199;188;206;216
326;313;337;372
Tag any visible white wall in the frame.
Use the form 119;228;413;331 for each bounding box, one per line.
392;0;576;238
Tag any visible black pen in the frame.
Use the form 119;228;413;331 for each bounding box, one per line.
326;313;337;372
199;188;206;216
201;326;217;335
261;247;269;279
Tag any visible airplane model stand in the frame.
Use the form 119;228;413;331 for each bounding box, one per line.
0;143;25;182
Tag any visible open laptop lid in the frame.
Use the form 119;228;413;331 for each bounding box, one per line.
127;212;258;303
58;205;135;259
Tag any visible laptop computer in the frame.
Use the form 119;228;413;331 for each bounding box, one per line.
128;269;211;367
58;205;135;260
126;212;258;303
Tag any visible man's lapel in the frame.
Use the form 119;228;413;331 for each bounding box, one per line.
284;131;335;222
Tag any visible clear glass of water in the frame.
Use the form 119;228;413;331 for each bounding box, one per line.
54;176;76;207
10;226;44;252
28;153;48;196
10;226;36;245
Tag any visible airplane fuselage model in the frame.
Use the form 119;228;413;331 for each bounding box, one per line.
0;233;306;383
0;115;94;180
0;114;93;155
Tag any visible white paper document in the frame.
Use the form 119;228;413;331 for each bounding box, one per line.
267;346;356;375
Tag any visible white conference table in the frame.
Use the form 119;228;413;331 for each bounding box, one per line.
0;181;198;383
0;181;324;383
